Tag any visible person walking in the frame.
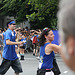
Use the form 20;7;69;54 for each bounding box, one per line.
37;27;60;75
0;20;24;75
20;33;26;60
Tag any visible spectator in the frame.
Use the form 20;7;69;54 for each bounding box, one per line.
58;0;75;72
33;32;38;56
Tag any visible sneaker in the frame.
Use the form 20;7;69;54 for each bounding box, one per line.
36;56;40;60
20;56;24;60
33;53;35;56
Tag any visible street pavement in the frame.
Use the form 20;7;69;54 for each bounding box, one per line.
0;53;74;75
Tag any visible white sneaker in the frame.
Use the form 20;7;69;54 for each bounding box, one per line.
36;56;40;60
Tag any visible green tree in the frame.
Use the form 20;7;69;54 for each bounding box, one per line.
0;0;59;29
0;0;31;22
26;0;59;29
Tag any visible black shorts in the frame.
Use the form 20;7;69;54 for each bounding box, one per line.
20;46;25;49
0;58;23;74
33;43;37;50
20;44;26;49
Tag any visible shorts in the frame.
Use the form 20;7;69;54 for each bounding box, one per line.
20;46;25;49
33;43;37;50
20;44;26;49
0;58;23;74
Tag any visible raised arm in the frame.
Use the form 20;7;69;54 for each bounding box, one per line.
45;44;61;55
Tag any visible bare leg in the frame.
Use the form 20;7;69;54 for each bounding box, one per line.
35;50;38;56
15;73;19;75
33;49;35;54
20;48;24;60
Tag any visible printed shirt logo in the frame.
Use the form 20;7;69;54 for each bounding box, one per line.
40;56;43;63
39;56;43;69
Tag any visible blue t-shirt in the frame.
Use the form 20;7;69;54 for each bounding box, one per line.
39;42;55;69
3;28;18;60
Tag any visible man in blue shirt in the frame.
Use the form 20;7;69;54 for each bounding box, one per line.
0;20;24;75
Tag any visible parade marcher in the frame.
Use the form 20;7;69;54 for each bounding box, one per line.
19;33;26;60
37;27;61;75
15;27;22;58
33;32;38;56
25;34;33;52
0;20;24;75
58;0;75;72
15;29;20;58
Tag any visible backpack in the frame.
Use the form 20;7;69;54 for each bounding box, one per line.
33;36;38;44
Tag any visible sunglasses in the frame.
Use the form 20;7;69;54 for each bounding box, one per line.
11;24;16;25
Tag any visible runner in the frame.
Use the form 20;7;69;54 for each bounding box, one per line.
0;20;24;75
37;27;61;75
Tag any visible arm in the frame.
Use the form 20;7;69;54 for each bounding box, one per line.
6;31;24;45
0;34;3;37
45;44;61;55
6;40;24;45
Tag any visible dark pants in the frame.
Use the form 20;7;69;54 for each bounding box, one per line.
37;69;51;75
0;58;23;74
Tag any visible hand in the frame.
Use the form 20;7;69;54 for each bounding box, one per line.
18;42;24;45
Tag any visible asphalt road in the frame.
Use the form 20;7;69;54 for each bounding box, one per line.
0;53;74;75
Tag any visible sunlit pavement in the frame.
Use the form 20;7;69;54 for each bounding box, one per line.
0;53;74;75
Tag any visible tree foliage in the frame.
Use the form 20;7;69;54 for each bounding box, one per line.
0;0;59;29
